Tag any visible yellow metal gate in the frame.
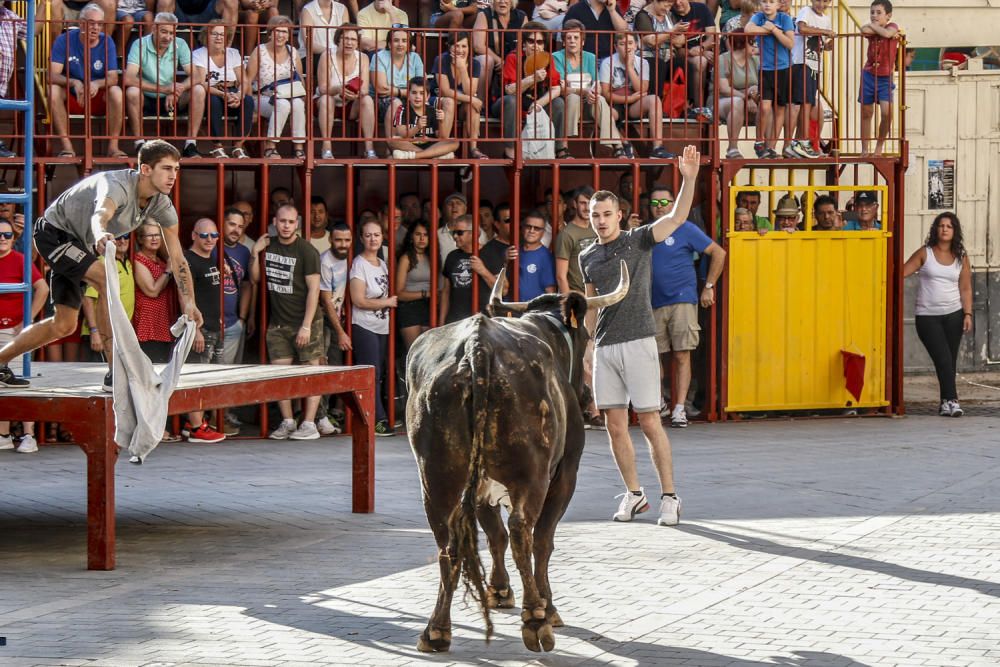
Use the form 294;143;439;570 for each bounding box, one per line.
726;187;891;412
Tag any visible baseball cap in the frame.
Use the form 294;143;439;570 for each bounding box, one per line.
444;192;467;205
855;190;878;206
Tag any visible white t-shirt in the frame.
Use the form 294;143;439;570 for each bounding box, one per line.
793;6;831;70
309;234;331;256
319;250;348;318
192;47;243;88
298;0;349;56
598;53;649;90
349;255;391;334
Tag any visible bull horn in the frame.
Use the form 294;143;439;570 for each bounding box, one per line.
585;260;630;309
489;267;530;312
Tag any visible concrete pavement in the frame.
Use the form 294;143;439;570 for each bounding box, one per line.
1;410;999;666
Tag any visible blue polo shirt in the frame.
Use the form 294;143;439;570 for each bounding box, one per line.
517;245;556;301
650;221;713;308
750;11;795;71
51;29;118;82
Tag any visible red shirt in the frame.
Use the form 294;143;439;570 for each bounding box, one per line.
0;250;43;328
132;252;178;343
502;51;561;111
864;23;899;77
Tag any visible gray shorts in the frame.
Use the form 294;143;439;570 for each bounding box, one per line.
593;336;661;413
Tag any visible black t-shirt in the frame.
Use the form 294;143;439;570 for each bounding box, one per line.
478;6;527;58
185;249;223;333
392;102;440;148
564;1;620;62
262;237;321;328
442;241;508;323
671;1;715;48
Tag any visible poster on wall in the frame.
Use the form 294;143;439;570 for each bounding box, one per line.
927;159;954;209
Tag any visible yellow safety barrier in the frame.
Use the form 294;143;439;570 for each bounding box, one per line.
726;185;891;412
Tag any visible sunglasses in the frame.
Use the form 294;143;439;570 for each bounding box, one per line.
523;224;545;232
650;199;673;207
527;38;546;45
451;230;470;237
115;233;130;240
0;231;14;239
197;232;220;239
391;22;408;28
497;217;511;224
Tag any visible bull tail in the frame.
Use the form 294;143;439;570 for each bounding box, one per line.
448;333;494;640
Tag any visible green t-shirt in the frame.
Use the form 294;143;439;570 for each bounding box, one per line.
554;221;597;293
127;35;192;98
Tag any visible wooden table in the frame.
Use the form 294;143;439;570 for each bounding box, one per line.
0;362;376;570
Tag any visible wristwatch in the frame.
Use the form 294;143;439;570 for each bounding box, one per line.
704;282;714;289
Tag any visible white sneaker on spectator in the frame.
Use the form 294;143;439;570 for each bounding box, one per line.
269;419;297;440
392;149;416;160
612;488;649;522
656;494;682;526
948;400;963;417
317;416;341;436
659;402;671;419
0;434;13;450
670;404;688;428
289;421;320;440
938;400;951;416
16;434;38;453
782;145;800;159
225;412;242;427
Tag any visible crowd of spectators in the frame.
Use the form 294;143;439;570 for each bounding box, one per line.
0;0;905;160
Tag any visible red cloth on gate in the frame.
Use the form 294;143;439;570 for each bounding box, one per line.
842;349;866;402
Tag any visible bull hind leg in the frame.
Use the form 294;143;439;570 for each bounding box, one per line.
508;508;556;653
476;504;516;609
417;503;461;652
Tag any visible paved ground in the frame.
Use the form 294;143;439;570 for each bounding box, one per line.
2;395;1000;666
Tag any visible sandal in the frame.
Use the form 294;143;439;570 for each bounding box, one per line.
56;150;76;158
107;149;128;158
231;146;249;159
262;148;280;159
469;148;487;159
161;432;182;443
209;146;228;159
293;148;306;160
555;148;572;159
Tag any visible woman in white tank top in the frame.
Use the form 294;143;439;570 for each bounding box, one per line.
316;24;377;159
902;212;973;417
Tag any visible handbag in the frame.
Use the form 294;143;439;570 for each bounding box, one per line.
521;106;555;159
272;77;307;99
661;66;687;118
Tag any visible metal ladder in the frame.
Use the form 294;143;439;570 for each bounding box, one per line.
0;0;36;378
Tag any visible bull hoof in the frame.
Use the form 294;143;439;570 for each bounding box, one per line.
487;586;516;609
417;627;452;653
548;610;564;627
521;620;555;653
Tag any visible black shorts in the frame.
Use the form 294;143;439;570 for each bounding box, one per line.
791;64;818;105
396;297;430;329
759;67;790;107
33;218;98;310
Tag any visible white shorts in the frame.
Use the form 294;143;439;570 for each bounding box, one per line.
593;336;661;413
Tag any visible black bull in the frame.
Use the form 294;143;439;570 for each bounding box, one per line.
405;262;630;653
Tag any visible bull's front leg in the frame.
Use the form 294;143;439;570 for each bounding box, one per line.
476;504;516;609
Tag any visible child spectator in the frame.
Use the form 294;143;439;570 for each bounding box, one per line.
669;0;717;115
388;76;460;160
859;0;899;156
746;0;795;158
788;0;833;158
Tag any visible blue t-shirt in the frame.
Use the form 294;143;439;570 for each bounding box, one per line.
843;220;882;231
51;29;118;82
430;52;482;95
518;245;556;301
650;221;713;308
750;11;795;71
370;50;424;94
211;245;250;327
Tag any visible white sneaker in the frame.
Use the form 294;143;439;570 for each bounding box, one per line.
225;412;242;427
289;421;320;440
269;419;297;440
392;149;416;160
656;495;682;526
0;434;13;450
939;400;951;417
316;416;342;436
670;404;688;428
612;488;649;522
659;402;671;419
16;434;38;453
948;400;963;417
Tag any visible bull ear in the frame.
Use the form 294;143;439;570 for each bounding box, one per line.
561;292;588;329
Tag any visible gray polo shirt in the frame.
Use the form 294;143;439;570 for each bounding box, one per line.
44;169;178;246
579;224;657;347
